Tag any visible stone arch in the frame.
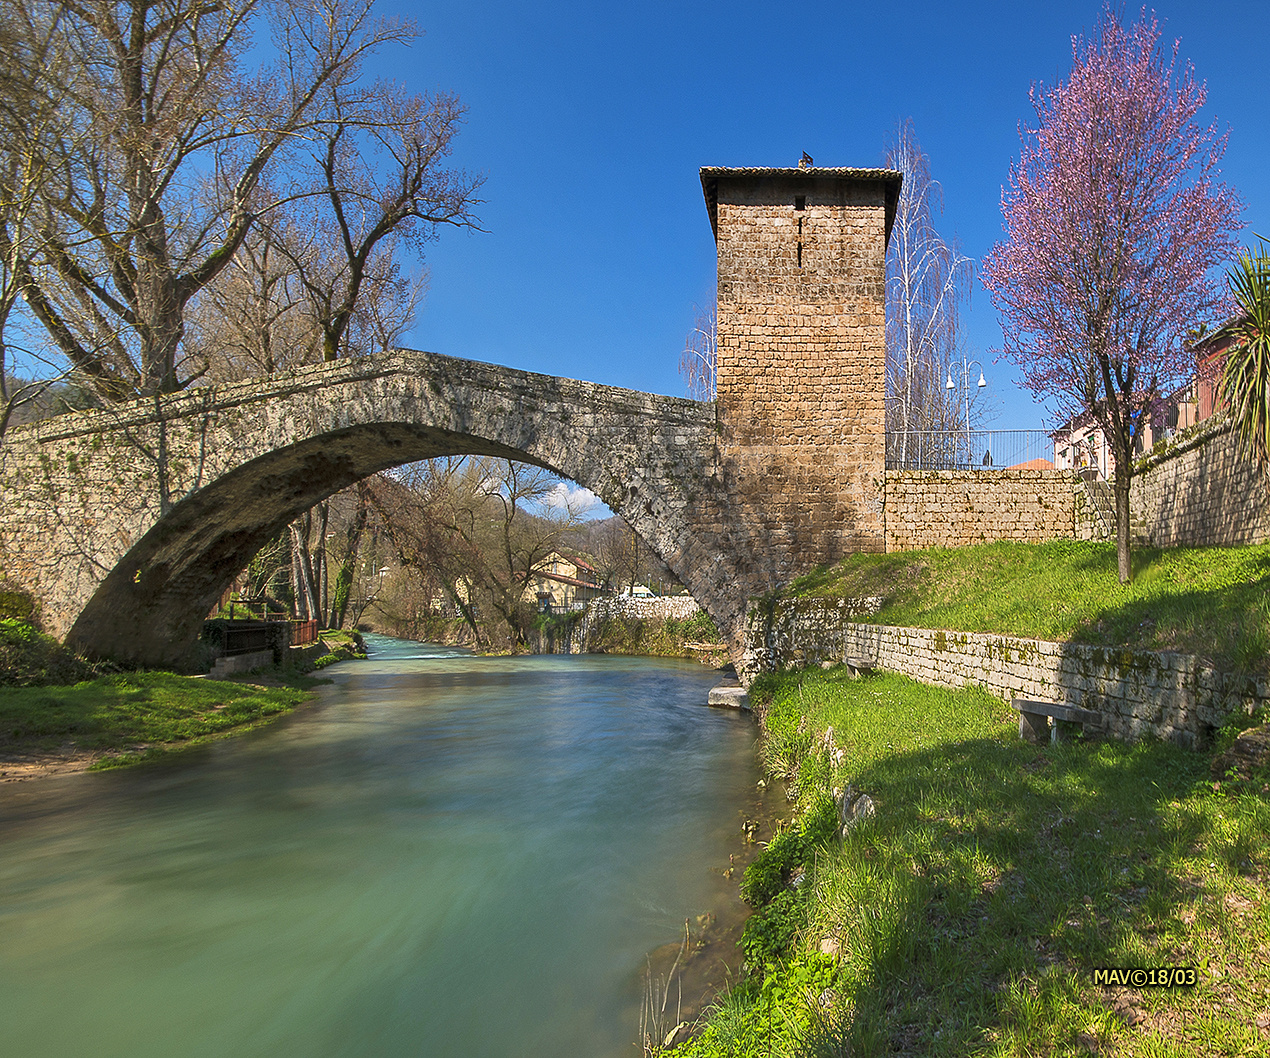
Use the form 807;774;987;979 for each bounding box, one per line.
66;417;700;667
0;351;739;668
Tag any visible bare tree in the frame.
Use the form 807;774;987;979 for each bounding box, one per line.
274;81;478;362
2;0;426;401
460;459;585;646
883;119;975;464
680;298;717;401
184;206;318;382
364;458;587;647
0;4;83;435
373;459;489;643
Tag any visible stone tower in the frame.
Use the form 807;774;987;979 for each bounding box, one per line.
700;165;900;582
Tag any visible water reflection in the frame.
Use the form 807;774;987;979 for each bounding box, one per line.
0;636;759;1058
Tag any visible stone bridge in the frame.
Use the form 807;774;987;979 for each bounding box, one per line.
0;352;758;667
0;165;899;672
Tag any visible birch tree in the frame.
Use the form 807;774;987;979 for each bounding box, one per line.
680;299;717;401
883;119;973;466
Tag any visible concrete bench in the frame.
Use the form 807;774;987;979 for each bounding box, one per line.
1012;698;1103;744
844;657;876;678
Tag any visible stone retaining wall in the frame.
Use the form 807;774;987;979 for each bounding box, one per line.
588;596;703;622
535;595;704;655
882;470;1079;551
743;598;1265;749
1131;417;1270;546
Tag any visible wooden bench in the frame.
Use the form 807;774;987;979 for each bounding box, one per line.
1012;698;1103;744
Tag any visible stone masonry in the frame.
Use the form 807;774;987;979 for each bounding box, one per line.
882;469;1079;551
1131;416;1270;546
1;165;902;672
705;167;900;584
0;353;731;667
538;595;704;655
744;597;1265;748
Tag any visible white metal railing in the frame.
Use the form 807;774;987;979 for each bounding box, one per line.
886;430;1054;471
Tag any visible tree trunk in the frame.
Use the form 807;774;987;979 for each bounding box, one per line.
330;486;370;628
445;585;484;648
291;516;322;621
1113;456;1134;584
289;525;309;620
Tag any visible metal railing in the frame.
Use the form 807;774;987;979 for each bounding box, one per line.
290;618;320;645
885;430;1055;471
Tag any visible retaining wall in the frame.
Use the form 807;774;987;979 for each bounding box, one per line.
882;469;1080;551
535;595;704;655
742;597;1265;749
1131;417;1270;546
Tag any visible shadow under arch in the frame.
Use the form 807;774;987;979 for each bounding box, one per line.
65;418;713;669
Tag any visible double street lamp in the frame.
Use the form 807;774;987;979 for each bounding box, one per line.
947;359;987;466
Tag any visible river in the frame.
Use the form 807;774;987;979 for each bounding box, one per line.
0;635;764;1057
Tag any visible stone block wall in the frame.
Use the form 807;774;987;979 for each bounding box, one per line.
538;595;705;655
710;169;893;578
882;470;1079;551
587;596;703;622
743;598;1265;749
1131;417;1270;546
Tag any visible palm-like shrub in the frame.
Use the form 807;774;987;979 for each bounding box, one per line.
1219;238;1270;466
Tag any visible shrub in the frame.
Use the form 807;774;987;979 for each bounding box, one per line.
740;887;806;966
0;618;98;686
0;589;35;622
740;825;805;907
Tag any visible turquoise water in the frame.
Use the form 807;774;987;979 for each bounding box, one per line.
0;637;760;1057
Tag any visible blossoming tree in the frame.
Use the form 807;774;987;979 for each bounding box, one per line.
982;6;1242;582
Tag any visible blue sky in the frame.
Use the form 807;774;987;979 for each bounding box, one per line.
383;0;1270;433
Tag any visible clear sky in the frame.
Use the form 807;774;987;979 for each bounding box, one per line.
382;0;1270;433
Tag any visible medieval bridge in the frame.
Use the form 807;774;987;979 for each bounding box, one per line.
0;166;900;670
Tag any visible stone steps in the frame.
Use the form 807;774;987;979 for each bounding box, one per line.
707;677;750;710
1082;478;1151;545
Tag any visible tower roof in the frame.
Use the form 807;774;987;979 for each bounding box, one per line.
699;166;903;244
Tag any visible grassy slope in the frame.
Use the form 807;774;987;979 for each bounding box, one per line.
0;671;312;769
789;539;1270;673
677;669;1270;1057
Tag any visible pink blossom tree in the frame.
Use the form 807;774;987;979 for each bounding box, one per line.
982;6;1242;582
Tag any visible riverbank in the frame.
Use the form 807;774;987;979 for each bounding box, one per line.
673;665;1270;1056
781;539;1270;675
0;671;318;780
0;629;367;780
639;773;789;1050
533;602;726;664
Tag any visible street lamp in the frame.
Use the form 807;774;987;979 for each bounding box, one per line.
947;359;987;466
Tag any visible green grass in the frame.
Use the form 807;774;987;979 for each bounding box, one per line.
676;667;1270;1058
786;539;1270;673
0;671;312;769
